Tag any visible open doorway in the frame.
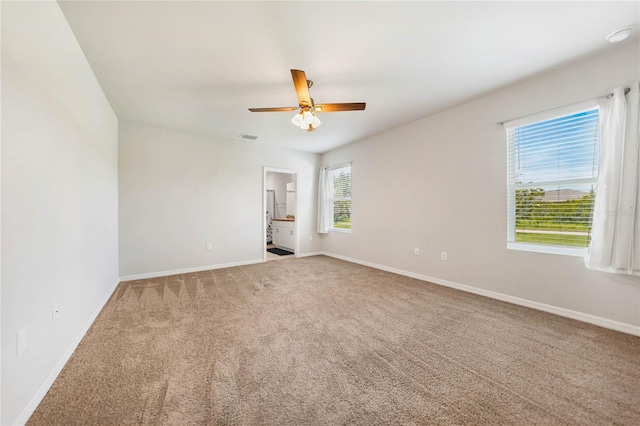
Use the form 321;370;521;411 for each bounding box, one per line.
263;167;298;261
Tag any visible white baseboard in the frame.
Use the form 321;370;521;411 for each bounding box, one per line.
120;253;326;281
320;252;640;337
119;258;265;282
296;251;324;258
13;278;121;426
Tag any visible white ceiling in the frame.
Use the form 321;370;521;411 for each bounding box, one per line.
58;1;639;154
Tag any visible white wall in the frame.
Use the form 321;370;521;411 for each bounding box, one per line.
321;42;640;329
118;121;322;277
1;2;119;424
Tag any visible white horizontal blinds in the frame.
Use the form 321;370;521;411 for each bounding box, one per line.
328;164;351;230
506;107;599;248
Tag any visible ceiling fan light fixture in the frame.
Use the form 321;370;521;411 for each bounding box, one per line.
303;111;314;124
252;69;366;133
291;112;304;127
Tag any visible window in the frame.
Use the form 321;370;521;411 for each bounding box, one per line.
328;164;351;231
506;104;600;255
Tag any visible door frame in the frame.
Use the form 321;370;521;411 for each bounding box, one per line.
263;167;298;262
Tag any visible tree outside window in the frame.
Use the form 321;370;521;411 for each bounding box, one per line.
329;166;351;230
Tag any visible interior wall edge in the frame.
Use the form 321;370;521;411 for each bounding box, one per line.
318;252;640;337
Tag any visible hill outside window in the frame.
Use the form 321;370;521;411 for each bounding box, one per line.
505;102;600;256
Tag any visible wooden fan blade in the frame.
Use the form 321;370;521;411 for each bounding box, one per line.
291;69;312;107
248;107;298;112
314;103;366;112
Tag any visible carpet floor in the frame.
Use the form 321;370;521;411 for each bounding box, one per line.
28;256;640;425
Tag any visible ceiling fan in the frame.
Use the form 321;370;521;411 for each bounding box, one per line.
249;69;366;132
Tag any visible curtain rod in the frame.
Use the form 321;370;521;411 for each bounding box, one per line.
324;161;353;171
495;87;630;127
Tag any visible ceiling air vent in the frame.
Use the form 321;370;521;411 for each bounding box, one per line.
239;133;259;140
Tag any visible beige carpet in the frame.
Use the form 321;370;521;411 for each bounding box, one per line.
28;256;640;425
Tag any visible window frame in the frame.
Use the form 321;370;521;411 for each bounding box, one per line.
505;101;600;256
327;162;352;233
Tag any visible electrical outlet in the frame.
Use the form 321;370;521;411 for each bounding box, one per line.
440;251;447;261
17;328;27;356
206;243;212;251
52;303;60;322
414;247;420;255
308;235;313;241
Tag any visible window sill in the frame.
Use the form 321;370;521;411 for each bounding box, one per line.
330;228;351;234
507;242;587;257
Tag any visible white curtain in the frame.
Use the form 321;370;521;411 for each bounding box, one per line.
317;167;332;234
585;83;640;276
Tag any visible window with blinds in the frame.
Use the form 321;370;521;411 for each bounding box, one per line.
506;105;600;253
328;164;351;230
